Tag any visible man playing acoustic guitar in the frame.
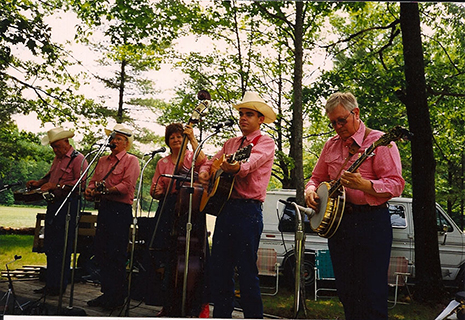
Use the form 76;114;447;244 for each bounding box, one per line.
305;92;405;320
199;91;276;319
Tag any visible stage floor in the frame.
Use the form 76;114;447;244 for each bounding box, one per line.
0;277;257;318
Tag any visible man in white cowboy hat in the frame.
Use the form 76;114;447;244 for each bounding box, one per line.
27;126;88;296
84;123;140;309
199;91;276;319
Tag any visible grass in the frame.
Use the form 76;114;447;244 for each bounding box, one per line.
0;205;457;319
0;234;46;269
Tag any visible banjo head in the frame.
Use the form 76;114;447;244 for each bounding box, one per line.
310;182;330;231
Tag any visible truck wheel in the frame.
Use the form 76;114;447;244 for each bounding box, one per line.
283;254;315;290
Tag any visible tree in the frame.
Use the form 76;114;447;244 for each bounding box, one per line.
69;0;199;124
400;2;445;301
1;0;103;126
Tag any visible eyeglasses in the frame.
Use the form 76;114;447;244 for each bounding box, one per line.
328;111;354;129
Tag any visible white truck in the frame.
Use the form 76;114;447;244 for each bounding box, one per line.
259;189;465;289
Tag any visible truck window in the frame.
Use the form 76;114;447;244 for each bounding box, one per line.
436;207;453;232
278;197;316;234
389;204;407;228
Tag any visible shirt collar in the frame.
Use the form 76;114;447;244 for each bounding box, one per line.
242;129;262;142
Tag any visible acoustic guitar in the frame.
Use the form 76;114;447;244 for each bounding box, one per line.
199;145;252;216
310;125;412;238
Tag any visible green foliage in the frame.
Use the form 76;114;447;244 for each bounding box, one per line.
0;124;54;205
0;0;105;127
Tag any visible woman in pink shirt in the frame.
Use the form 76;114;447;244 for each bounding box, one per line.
148;123;206;316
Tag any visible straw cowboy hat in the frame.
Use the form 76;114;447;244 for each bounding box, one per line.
41;127;75;145
105;124;134;151
233;91;276;124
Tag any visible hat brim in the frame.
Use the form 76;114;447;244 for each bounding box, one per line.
105;128;134;151
233;101;276;124
41;131;74;145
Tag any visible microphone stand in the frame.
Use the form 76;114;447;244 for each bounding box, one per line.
53;140;113;313
67;147;100;313
291;202;308;319
123;151;162;316
1;256;26;316
181;127;223;316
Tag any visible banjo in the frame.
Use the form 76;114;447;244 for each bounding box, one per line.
310;125;412;238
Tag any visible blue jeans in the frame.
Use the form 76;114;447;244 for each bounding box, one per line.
328;206;392;320
210;199;264;318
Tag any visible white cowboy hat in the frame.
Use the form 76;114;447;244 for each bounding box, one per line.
105;124;134;151
233;91;276;124
41;127;75;145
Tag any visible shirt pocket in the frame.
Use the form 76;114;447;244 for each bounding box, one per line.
111;166;125;180
60;167;74;183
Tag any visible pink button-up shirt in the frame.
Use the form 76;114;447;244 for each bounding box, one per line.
152;150;206;194
47;147;88;189
89;150;140;205
200;129;275;202
305;121;405;206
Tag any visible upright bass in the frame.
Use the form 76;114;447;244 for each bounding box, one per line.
149;90;210;317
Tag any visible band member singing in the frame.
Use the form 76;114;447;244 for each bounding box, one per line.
199;91;276;319
28;126;88;296
85;124;140;309
305;92;404;320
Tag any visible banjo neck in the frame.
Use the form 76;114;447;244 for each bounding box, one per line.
328;143;377;198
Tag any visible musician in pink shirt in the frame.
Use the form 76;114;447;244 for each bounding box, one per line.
27;127;88;297
199;92;276;319
148;123;206;316
305;92;405;320
85;124;140;309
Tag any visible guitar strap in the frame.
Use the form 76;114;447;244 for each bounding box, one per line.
239;134;261;150
335;127;371;180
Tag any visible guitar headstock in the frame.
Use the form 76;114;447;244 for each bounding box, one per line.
233;145;253;162
374;125;413;147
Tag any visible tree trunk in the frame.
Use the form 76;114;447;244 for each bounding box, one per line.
291;2;305;205
400;3;445;302
117;59;127;123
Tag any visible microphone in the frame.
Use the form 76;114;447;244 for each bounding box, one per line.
213;119;234;130
107;131;116;144
109;143;116;149
144;147;166;157
161;174;190;182
114;129;132;137
279;199;316;218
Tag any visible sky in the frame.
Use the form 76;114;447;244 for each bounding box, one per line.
12;9;215;153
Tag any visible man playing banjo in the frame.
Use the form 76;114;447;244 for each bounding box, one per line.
305;92;405;320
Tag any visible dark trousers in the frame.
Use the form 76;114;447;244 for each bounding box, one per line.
210;199;263;319
94;200;132;301
328;206;392;320
44;197;79;291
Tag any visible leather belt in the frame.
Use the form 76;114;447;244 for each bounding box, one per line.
345;202;388;214
229;198;263;206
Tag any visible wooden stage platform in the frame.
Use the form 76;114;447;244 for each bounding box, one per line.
0;269;270;319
